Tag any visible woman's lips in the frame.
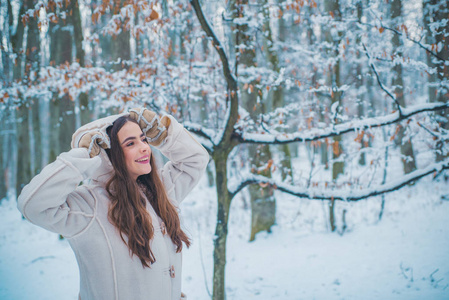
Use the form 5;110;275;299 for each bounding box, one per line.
135;156;149;164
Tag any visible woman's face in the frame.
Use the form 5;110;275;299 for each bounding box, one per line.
117;121;152;181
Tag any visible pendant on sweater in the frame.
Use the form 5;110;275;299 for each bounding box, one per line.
170;265;175;278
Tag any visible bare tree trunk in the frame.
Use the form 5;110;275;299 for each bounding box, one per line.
324;0;344;181
48;2;73;160
31;99;42;174
200;95;215;187
267;0;293;181
190;0;240;297
111;0;131;71
49;1;73;65
162;0;177;65
212;148;232;300
391;0;417;174
59;95;76;152
356;1;366;166
310;6;329;168
236;0;276;241
379;128;389;221
39;96;50;168
16;0;40;195
98;0;112;66
47;0;86;157
2;0;13;82
433;1;449;162
329;197;336;232
324;0;343;232
49;98;60;163
248;145;276;242
71;0;85;67
3;107;17;199
11;1;25;81
135;10;145;57
0;116;6;199
423;0;438;103
1;0;14;199
90;2;100;66
16;102;31;195
70;0;90;126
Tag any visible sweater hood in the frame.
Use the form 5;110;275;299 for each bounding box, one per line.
71;112;128;184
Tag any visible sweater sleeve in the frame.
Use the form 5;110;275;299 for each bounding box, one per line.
157;115;209;204
17;148;102;238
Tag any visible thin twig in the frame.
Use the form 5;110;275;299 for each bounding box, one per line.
417;122;448;141
30;255;56;264
356;21;446;62
362;43;403;116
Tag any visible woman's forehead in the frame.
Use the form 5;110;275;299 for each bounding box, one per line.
117;122;143;143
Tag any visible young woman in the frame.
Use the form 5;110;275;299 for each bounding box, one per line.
17;107;209;300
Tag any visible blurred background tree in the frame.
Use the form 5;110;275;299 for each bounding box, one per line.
1;0;448;299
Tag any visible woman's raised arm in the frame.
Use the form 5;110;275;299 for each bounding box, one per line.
17;148;101;238
156;115;209;204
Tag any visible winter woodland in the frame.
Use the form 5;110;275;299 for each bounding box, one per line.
0;0;448;299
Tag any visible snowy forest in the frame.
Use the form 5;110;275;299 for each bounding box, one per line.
1;0;448;299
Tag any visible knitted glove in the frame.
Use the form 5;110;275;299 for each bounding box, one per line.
78;131;110;158
129;107;171;147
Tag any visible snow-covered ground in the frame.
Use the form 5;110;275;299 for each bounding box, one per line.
1;173;448;300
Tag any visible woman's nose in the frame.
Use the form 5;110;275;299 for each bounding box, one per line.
139;140;150;152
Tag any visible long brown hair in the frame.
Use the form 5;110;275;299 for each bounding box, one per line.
105;116;190;268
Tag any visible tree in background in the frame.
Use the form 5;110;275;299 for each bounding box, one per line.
1;1;448;300
430;1;449;162
390;0;417;174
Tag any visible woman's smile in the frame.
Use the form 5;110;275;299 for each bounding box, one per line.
135;155;150;164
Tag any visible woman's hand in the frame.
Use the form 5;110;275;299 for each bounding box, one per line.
79;131;110;158
129;107;171;146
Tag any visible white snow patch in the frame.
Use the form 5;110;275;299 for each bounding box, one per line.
1;174;448;299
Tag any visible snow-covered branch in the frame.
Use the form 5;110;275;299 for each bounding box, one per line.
235;102;449;144
183;121;215;153
183;121;214;142
189;0;235;89
190;0;239;147
229;160;449;200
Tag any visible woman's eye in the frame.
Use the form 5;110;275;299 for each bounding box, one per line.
126;142;134;147
142;138;148;143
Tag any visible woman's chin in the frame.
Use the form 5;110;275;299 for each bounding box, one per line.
135;167;152;180
142;166;152;175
